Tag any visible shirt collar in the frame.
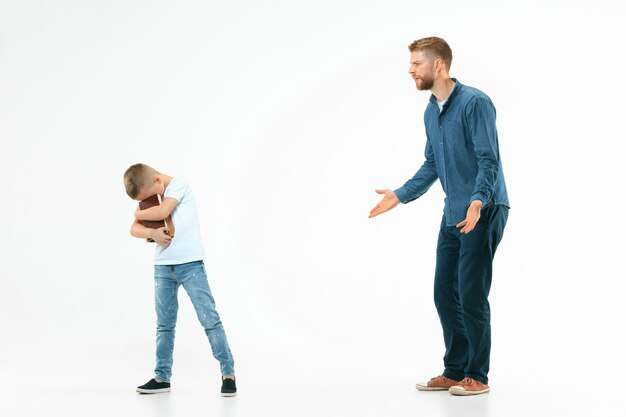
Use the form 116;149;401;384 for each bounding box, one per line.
429;78;462;106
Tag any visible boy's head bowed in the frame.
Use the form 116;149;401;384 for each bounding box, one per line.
124;163;159;199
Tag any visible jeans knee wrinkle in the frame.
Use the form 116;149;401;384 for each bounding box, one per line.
201;310;222;330
157;323;176;332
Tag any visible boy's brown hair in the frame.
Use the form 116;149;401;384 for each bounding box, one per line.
408;37;453;70
124;163;159;199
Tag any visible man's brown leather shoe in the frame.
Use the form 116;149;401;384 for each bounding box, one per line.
448;377;490;396
415;375;460;391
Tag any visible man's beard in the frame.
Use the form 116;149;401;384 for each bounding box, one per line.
415;74;434;90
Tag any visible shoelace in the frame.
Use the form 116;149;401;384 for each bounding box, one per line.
460;377;475;386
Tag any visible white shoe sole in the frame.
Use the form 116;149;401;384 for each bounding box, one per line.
415;383;450;391
220;392;237;397
136;387;171;394
448;387;490;396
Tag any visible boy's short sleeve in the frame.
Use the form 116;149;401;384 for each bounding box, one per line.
153;176;204;265
163;178;188;202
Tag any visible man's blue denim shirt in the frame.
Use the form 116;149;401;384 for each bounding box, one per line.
395;79;509;226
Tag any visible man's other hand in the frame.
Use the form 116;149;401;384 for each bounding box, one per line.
456;200;483;234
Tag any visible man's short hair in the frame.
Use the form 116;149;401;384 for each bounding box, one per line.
408;37;453;70
123;163;158;199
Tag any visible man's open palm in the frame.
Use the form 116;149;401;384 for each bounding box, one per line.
369;189;400;218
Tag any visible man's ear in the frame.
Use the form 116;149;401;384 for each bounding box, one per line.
434;58;444;73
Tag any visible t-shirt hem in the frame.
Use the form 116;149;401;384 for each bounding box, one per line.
153;256;205;266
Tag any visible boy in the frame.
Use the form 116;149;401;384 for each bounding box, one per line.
123;163;236;396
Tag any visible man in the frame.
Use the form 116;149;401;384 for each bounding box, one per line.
369;37;509;396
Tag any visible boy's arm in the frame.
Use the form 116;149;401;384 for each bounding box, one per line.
134;197;178;221
130;219;171;244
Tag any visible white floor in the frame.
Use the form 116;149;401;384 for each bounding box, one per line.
2;368;624;417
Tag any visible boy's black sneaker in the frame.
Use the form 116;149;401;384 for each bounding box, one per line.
136;378;171;394
221;377;237;397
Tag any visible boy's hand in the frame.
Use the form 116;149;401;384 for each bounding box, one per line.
150;227;172;245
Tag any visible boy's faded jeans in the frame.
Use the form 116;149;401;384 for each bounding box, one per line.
153;261;234;382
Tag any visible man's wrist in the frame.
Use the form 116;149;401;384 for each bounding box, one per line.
393;187;407;204
470;199;483;209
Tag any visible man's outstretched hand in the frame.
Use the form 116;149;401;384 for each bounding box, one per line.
369;189;400;218
456;200;482;234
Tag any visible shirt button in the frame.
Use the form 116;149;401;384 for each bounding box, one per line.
439;125;442;128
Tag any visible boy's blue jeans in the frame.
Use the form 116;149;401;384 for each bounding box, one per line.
153;261;235;382
435;204;508;385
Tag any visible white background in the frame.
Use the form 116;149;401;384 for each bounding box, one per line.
1;0;625;416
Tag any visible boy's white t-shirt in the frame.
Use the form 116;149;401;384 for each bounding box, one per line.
153;177;205;265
